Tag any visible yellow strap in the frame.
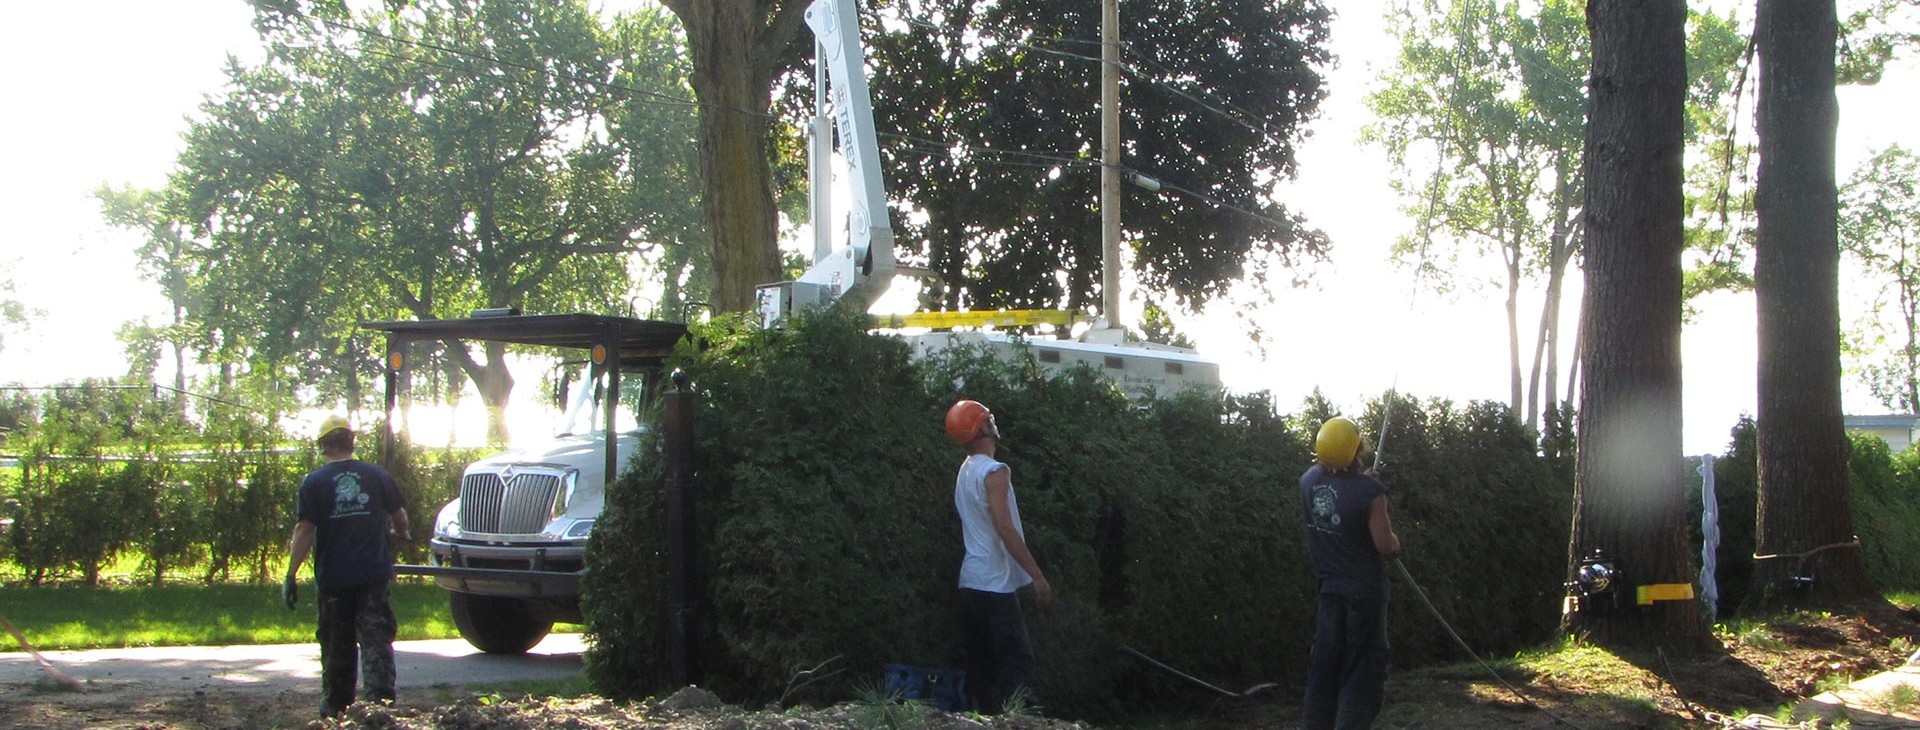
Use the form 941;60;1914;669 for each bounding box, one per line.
872;310;1085;329
1635;583;1695;606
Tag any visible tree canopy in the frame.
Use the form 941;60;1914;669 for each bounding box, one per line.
1842;145;1920;412
165;0;702;439
856;0;1332;320
1365;0;1744;429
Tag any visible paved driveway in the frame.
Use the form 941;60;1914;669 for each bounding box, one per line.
0;634;586;693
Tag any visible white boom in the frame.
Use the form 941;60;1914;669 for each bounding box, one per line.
757;0;896;326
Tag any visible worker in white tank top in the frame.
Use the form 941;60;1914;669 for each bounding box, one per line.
945;399;1050;714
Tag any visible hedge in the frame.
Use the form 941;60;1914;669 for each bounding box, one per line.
583;311;1573;718
1689;418;1920;614
0;383;479;585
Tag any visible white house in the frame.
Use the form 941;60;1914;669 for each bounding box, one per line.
1843;414;1920;452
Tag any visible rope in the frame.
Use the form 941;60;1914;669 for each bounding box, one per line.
1751;538;1860;562
1753;538;1861;581
1390;558;1586;729
1119;645;1278;699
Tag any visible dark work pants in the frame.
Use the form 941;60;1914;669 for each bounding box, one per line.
316;581;398;715
960;587;1037;714
1302;591;1389;729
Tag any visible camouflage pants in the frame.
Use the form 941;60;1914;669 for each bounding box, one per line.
316;581;397;715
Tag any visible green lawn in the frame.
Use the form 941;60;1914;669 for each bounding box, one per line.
0;579;466;651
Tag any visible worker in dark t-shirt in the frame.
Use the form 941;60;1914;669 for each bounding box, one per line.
285;415;409;718
1299;416;1401;729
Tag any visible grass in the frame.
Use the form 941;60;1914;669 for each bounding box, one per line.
1717;619;1788;652
0;579;473;650
1888;591;1920;610
1871;683;1920;716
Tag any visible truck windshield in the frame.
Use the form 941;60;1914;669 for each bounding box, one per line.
554;369;649;436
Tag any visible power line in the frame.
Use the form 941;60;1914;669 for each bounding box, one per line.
275;5;1302;234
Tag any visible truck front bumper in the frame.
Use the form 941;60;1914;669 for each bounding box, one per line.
394;538;585;598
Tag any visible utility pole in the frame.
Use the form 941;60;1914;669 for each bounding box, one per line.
1099;0;1123;334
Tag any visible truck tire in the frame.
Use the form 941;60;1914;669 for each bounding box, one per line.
449;592;553;655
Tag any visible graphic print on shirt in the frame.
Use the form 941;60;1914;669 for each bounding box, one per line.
1309;484;1342;533
332;471;372;519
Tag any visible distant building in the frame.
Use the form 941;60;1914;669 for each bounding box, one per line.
1843;414;1920;452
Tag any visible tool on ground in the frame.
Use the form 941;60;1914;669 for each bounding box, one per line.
1391;558;1585;729
0;613;82;691
1120;645;1279;699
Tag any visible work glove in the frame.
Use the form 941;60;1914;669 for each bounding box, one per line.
281;576;299;610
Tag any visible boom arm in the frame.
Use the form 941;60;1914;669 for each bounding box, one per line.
758;0;896;325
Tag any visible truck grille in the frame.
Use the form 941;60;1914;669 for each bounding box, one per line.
460;471;564;534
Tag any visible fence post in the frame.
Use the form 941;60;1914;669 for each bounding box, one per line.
663;368;699;686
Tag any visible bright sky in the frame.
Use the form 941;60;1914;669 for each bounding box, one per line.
0;1;1914;455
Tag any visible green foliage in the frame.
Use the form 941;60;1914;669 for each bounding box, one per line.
586;313;1575;719
1691;418;1920;612
1840;145;1920;412
1851;434;1920;592
1838;0;1920;85
862;0;1332;314
849;684;931;730
160;0;703;433
0;381;479;585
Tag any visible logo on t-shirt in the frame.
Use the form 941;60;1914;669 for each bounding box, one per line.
1309;484;1341;533
332;471;373;518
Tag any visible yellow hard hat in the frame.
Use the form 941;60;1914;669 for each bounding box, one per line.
1315;417;1362;469
315;414;352;441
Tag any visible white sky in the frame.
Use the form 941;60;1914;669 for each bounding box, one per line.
0;1;1914;455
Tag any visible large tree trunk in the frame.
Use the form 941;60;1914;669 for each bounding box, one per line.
1565;0;1710;649
666;0;808;312
1746;0;1877;609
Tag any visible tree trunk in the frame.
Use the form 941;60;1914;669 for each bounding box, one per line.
1565;0;1709;649
448;339;515;445
1746;0;1877;609
666;0;806;312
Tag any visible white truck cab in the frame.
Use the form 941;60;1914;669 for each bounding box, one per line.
362;313;686;654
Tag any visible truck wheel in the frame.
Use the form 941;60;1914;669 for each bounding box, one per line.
449;592;553;654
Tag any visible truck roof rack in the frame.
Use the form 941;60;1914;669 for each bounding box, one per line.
361;313;690;366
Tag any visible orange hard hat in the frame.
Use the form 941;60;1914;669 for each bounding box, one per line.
945;400;999;446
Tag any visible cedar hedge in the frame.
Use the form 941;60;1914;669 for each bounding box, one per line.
583;311;1575;717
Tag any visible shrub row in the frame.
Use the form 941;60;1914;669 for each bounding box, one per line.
0;384;477;585
583;311;1572;718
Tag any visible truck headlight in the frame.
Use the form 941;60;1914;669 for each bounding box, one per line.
434;500;462;539
565;519;595;539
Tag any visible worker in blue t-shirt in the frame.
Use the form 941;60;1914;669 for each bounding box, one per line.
1299;416;1401;729
284;415;409;718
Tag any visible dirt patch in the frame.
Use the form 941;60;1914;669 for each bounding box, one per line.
3;605;1917;729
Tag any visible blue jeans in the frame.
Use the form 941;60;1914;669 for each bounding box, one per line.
1302;591;1389;729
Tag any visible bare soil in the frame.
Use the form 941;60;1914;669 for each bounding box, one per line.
3;604;1916;729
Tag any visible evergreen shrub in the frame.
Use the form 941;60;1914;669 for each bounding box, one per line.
1851;434;1920;592
585;311;1575;718
1689;418;1920;612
